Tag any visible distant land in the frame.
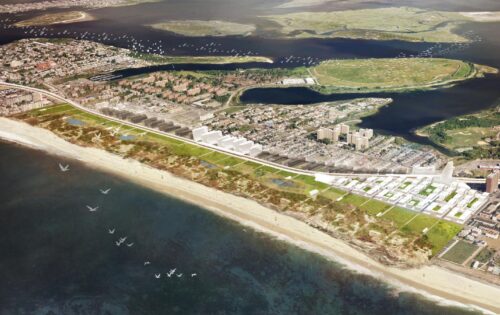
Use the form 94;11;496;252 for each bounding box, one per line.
148;20;256;37
263;7;500;43
14;11;95;27
275;0;346;8
0;0;161;14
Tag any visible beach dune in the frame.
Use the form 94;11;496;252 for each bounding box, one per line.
0;117;499;314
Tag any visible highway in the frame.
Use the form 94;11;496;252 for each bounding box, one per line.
1;81;484;185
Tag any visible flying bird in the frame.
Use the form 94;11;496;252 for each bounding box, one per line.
58;163;70;172
155;274;161;279
100;188;111;195
86;205;99;212
108;228;115;234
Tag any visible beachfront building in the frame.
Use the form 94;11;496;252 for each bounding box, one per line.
314;173;489;224
191;125;263;157
193;126;209;142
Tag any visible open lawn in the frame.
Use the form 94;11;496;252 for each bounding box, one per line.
320;187;345;202
401;215;438;234
339;193;370;207
359;199;392;216
444;127;497;149
426;222;463;255
441;240;478;264
30;103;73;116
382;207;418;227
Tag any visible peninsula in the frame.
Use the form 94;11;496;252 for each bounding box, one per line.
0;0;161;14
129;53;273;64
14;11;95;27
417;106;500;159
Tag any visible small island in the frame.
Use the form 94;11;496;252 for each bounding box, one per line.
148;20;256;37
15;11;94;27
308;58;497;93
263;7;500;43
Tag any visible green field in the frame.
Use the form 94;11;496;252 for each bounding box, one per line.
401;215;438;234
264;7;475;43
148;20;255;37
441;240;478;264
426;222;463;255
382;207;418;227
359;199;392;216
309;58;482;93
444;127;497;149
339;193;370;207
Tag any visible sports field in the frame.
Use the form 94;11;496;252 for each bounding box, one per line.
441;240;478;264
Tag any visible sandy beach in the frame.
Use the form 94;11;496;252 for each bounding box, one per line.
14;11;95;27
1;117;499;314
460;11;500;22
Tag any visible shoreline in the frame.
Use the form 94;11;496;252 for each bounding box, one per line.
14;11;95;27
1;117;499;314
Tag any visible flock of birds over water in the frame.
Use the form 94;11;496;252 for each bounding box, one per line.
57;161;198;281
0;17;484;67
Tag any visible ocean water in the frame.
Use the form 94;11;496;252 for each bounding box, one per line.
0;141;484;315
